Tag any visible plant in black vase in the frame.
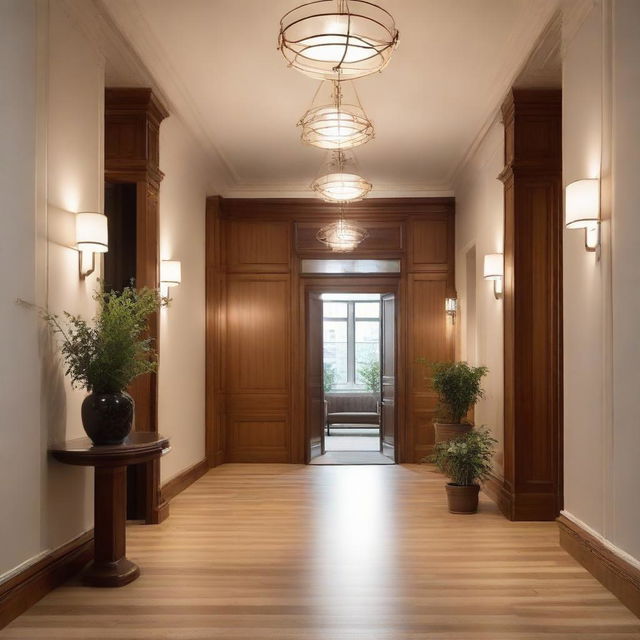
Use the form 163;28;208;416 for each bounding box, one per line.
45;286;161;445
429;428;496;514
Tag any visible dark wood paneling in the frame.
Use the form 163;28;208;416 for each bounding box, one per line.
499;89;563;521
226;275;290;393
105;88;169;524
226;220;290;273
558;515;640;619
206;198;455;464
408;218;452;272
295;220;403;254
0;531;93;629
407;274;454;461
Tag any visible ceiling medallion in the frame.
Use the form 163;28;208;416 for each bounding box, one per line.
311;150;372;203
316;208;369;252
298;80;374;150
278;0;399;81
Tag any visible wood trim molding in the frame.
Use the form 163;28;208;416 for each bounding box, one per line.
161;459;210;504
0;530;93;629
558;515;640;618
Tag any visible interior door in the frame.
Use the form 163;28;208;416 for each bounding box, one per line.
380;293;396;461
307;291;325;461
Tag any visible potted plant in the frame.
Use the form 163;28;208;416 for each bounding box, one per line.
358;359;380;393
45;286;161;446
429;428;496;514
419;360;488;443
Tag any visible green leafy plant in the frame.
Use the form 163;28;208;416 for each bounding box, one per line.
323;362;337;393
44;286;161;394
429;428;496;486
358;359;380;393
418;360;488;423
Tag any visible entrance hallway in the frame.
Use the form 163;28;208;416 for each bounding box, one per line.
3;465;638;639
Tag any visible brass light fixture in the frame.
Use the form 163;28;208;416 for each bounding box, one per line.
278;0;399;81
316;206;369;252
311;149;372;203
298;80;374;150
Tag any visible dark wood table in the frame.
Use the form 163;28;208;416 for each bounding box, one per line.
50;432;170;587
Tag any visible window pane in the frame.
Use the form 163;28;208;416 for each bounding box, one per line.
356;343;380;386
301;259;401;274
324;343;348;385
324;320;347;342
355;319;379;342
355;302;380;318
323;302;348;318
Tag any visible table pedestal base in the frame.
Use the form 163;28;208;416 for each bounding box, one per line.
83;557;140;588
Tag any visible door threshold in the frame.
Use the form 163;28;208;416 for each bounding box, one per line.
309;451;394;465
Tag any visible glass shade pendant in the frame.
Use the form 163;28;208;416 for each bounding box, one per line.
299;80;374;150
278;0;399;81
316;207;369;252
312;150;372;203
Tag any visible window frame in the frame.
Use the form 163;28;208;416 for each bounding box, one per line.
323;299;381;390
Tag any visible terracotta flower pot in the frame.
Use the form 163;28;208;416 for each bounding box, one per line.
445;483;480;514
434;422;473;443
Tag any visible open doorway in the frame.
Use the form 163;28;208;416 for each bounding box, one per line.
307;291;396;465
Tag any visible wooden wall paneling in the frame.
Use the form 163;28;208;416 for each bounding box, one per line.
105;88;169;524
406;273;454;462
225;274;291;462
295;220;403;255
499;89;563;521
226;220;290;273
205;196;226;467
206;198;455;466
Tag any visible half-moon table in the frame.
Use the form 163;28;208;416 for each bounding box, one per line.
50;432;170;587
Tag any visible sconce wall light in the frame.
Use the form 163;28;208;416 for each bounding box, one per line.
160;260;182;287
160;260;181;305
75;212;108;278
565;178;600;252
483;253;504;299
445;297;457;324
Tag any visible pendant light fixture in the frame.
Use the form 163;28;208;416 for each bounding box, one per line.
278;0;399;81
316;206;369;252
311;149;372;203
298;80;374;150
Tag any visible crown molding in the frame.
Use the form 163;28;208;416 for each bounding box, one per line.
449;1;561;188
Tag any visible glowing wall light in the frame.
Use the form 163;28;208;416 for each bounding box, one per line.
565;179;600;252
483;253;503;299
75;212;108;278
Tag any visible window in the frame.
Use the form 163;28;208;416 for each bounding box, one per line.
322;294;381;391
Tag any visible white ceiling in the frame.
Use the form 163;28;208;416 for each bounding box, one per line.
101;0;559;196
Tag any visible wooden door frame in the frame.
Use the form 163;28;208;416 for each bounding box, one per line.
298;276;405;464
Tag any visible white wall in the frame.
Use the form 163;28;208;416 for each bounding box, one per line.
562;0;640;565
0;0;102;578
0;0;44;578
158;116;209;483
453;120;505;474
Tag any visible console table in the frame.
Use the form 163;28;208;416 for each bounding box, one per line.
50;432;170;587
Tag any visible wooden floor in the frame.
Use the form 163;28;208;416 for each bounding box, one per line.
3;464;639;639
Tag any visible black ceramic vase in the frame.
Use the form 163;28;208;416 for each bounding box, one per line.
81;392;134;446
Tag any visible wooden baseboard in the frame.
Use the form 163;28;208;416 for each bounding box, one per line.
481;470;503;504
161;458;209;504
0;530;93;629
558;514;640;618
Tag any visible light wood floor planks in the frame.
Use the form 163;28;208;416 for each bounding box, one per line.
3;463;639;639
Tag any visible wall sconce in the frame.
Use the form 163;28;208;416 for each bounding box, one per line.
565;179;600;252
483;253;503;299
445;297;457;324
76;212;108;278
160;260;181;302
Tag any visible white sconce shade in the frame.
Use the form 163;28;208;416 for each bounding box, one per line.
160;260;182;287
75;212;108;253
483;253;504;299
565;179;600;229
483;253;503;280
565;179;601;252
